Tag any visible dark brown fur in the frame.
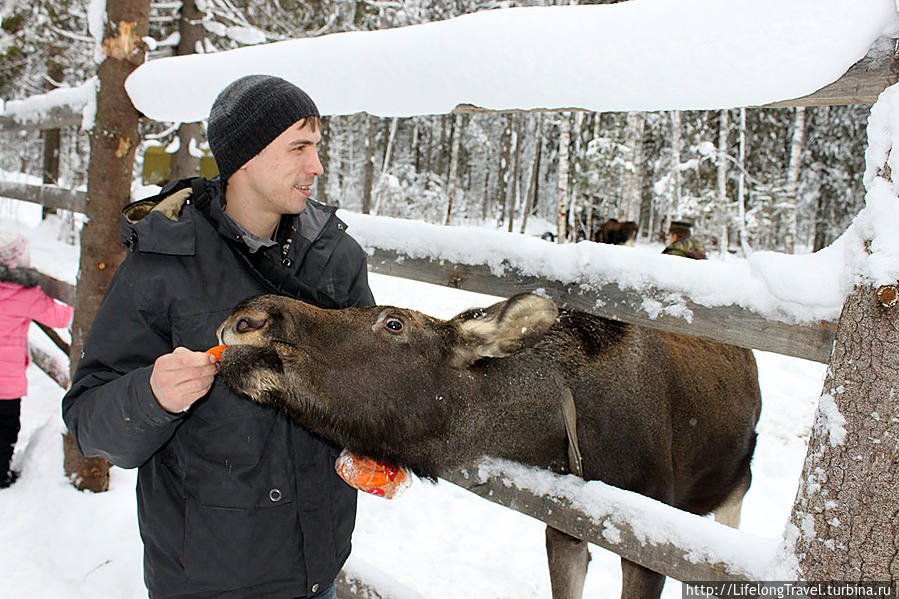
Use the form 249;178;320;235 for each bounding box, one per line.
594;218;639;245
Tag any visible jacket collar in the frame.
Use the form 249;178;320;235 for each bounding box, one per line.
120;178;348;258
121;185;198;256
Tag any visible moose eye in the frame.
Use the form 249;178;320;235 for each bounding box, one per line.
385;318;404;332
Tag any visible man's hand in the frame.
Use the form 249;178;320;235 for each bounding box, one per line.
150;347;218;413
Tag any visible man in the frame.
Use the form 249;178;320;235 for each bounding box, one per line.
662;219;707;260
63;75;374;599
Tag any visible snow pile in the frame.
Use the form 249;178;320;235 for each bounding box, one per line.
851;82;899;287
124;0;899;122
342;210;847;324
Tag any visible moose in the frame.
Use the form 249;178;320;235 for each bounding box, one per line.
216;293;761;599
594;218;639;246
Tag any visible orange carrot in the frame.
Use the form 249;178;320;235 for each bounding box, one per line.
206;345;228;361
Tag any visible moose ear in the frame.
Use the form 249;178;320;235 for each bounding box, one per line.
449;293;559;368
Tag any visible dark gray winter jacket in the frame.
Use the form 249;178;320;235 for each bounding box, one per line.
62;178;375;599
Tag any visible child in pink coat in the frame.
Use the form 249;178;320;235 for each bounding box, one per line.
0;229;74;488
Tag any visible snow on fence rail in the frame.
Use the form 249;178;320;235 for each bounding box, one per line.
0;79;92;132
27;271;75;389
0;38;896;133
444;459;778;584
342;210;841;364
365;247;836;364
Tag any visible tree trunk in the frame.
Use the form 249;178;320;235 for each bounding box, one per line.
412;119;421;173
786;281;899;581
41;53;64;219
519;114;543;234
65;0;150;493
784;107;806;254
556;113;571;243
445;113;462;226
169;0;204;181
567;112;583;241
317;116;331;206
360;113;377;214
717;109;730;256
737;108;750;255
507;114;521;233
669;110;682;228
374;117;399;215
382;117;398;176
622;112;644;222
497;114;512;228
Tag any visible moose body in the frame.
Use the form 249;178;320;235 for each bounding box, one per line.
217;293;761;599
594;218;639;246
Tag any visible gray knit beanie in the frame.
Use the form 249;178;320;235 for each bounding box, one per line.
207;75;320;181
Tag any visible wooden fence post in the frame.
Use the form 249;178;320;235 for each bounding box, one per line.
786;281;899;581
786;113;899;578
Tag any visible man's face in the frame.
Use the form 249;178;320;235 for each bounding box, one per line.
239;118;323;217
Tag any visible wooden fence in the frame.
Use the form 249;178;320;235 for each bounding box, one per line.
2;36;895;597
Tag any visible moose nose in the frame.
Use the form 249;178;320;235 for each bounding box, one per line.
236;316;267;334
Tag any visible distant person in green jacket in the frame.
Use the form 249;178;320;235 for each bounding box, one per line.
662;220;707;260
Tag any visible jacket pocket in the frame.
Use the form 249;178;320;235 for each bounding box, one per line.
183;410;302;587
183;495;302;588
185;395;291;507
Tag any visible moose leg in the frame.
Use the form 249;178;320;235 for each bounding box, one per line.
545;526;589;599
713;471;751;529
620;558;665;599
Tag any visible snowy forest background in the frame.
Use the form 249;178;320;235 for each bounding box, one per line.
0;0;867;255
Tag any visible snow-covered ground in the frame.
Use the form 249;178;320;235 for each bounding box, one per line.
0;215;826;598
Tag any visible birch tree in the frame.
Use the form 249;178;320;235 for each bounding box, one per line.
736;108;750;255
497;114;512;227
519;114;544;234
566;111;583;239
506;114;521;232
668;110;682;229
716;109;730;256
784;107;806;253
556;112;571;242
360;114;378;214
621;112;644;222
445;113;463;225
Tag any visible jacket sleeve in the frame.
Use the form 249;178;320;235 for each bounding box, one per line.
26;288;74;329
62;257;184;469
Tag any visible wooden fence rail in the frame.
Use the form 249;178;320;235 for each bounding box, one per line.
367;248;837;364
443;463;774;585
0;181;86;214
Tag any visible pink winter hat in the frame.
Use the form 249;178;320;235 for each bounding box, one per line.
0;228;30;269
